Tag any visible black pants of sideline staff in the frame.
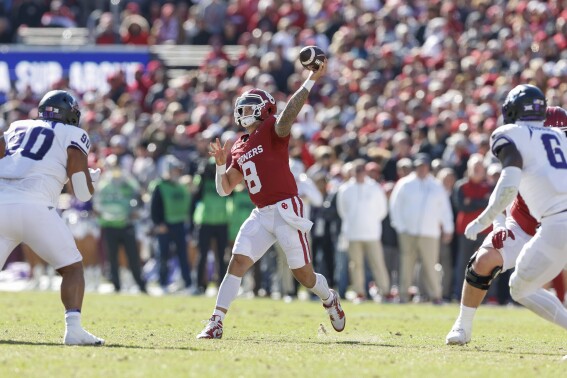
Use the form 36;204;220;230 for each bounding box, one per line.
102;225;147;293
197;223;228;292
157;222;191;289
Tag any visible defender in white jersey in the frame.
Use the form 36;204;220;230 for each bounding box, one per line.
465;84;567;335
0;90;104;346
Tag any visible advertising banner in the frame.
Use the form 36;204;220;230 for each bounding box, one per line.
0;47;150;103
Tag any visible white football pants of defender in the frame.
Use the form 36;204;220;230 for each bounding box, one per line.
233;197;312;270
479;217;532;271
0;203;83;269
510;212;567;329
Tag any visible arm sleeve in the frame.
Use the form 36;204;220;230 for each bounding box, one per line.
67;128;91;155
439;187;455;234
300;178;324;207
336;188;346;219
388;183;403;232
376;185;388;222
474;167;521;228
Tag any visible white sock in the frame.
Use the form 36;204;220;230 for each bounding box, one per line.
310;273;333;305
65;311;81;329
455;304;476;330
517;288;567;329
215;274;242;317
213;309;225;321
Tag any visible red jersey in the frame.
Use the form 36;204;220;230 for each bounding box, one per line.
510;194;538;236
229;116;297;207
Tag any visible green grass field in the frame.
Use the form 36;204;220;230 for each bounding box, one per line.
0;291;565;378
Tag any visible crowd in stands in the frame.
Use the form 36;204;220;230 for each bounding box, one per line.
0;0;566;303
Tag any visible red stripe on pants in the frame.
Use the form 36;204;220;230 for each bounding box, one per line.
291;197;309;264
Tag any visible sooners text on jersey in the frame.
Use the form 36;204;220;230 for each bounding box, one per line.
228;116;297;207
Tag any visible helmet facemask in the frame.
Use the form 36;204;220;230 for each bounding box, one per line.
234;94;267;128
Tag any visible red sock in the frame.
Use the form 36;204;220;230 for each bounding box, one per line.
551;271;565;303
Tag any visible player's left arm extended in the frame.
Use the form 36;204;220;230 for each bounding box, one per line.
465;144;523;239
216;165;243;197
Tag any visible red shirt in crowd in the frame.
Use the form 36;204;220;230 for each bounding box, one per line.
455;180;493;235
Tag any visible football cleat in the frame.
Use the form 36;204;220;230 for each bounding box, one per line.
64;327;105;346
323;289;346;332
196;315;223;339
445;327;470;345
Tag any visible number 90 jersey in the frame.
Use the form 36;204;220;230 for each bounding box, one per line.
0;119;91;206
490;123;567;220
228;116;298;207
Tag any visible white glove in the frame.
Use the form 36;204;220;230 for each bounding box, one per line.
464;219;487;241
89;168;101;183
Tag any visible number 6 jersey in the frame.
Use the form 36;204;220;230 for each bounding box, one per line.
490;123;567;220
0;119;91;206
228;116;298;208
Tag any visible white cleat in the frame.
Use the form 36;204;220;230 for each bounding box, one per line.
323;289;346;332
64;327;105;346
445;327;470;345
196;315;223;339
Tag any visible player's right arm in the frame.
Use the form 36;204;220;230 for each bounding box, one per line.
465;129;523;240
209;138;243;196
275;60;327;138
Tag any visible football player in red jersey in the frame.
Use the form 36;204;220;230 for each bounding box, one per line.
197;60;346;339
446;106;567;345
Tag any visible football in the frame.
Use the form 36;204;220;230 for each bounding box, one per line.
299;45;326;71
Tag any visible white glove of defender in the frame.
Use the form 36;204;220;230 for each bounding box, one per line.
464;219;486;241
88;168;101;183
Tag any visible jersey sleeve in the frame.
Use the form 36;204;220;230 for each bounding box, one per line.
66;127;91;156
490;124;522;156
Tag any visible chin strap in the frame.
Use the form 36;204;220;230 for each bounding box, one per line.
239;115;257;128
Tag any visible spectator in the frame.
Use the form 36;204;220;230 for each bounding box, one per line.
382;131;412;182
310;172;340;290
150;155;192;293
436;167;458;302
198;0;228;36
93;155;147;294
121;14;150;45
451;154;492;300
192;157;229;294
337;159;390;302
389;153;454;303
149;2;181;45
109;134;134;173
41;0;76;28
94;12;120;44
0;16;12;43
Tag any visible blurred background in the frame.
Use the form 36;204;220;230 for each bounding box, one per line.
0;0;565;305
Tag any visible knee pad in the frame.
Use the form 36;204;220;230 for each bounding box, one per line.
465;251;503;291
509;271;534;301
